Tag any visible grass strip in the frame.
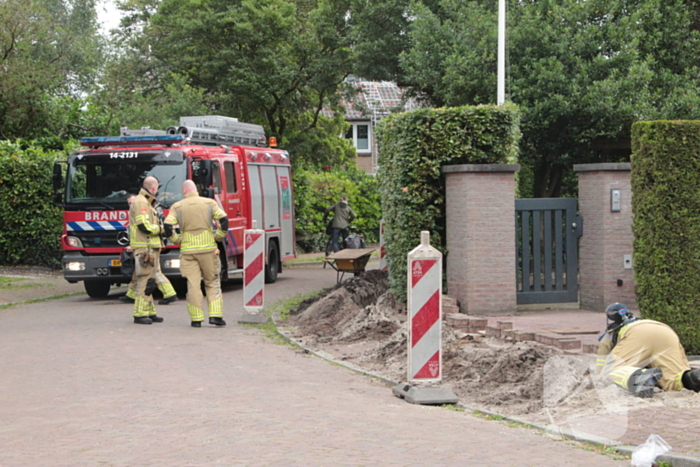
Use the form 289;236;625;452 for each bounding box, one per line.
0;292;86;311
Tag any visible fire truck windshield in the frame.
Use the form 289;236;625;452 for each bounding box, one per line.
65;151;187;209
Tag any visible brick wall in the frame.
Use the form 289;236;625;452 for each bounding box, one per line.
575;163;636;312
443;164;519;315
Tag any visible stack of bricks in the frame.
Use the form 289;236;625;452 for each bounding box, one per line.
484;320;513;338
444;314;488;334
483;321;585;352
442;295;460;317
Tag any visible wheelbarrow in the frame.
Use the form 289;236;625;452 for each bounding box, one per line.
323;247;376;284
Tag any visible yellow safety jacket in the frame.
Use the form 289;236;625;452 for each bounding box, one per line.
129;188;163;249
165;192;226;254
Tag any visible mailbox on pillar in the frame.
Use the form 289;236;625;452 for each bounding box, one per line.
611;189;621;212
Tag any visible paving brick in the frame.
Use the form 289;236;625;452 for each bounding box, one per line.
555;338;582;350
497;320;513;330
512;331;535;342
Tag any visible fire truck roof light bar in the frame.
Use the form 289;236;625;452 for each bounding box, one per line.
80;135;186;147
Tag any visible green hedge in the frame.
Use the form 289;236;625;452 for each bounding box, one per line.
376;104;520;299
631;120;700;353
0;141;65;268
293;167;381;253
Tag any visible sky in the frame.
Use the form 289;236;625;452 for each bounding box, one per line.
97;0;123;33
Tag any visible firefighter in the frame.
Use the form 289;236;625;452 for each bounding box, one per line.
129;177;166;324
597;303;700;397
164;180;228;328
119;194;179;305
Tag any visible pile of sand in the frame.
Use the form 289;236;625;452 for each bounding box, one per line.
282;270;700;423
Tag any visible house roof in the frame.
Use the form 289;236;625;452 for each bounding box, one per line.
330;78;417;121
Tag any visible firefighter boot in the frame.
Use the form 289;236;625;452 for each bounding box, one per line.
209;317;227;326
158;295;179;305
149;314;164;323
134;316;153;325
629;367;662;398
682;369;700;392
191;321;202;328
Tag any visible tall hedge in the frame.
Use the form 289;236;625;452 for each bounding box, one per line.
376;104;520;299
631;120;700;353
0;141;65;268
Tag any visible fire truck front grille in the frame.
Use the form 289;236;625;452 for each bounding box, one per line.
70;231;124;248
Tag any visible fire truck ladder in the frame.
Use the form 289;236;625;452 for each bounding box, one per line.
168;115;267;147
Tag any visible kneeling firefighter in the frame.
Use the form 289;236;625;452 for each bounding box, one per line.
597;303;700;397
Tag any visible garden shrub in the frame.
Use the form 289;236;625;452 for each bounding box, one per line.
0;140;67;268
293;166;381;253
376;104;520;300
631;120;700;353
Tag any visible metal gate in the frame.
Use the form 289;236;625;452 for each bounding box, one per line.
515;198;583;304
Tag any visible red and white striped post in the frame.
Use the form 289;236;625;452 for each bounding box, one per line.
379;219;388;271
393;231;456;404
407;231;442;382
239;220;267;324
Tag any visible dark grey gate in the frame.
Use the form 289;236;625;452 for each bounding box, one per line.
515;198;583;304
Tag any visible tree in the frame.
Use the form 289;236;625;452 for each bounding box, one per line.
0;0;105;140
109;0;356;169
396;0;700;197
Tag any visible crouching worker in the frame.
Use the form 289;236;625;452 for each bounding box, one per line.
597;303;700;398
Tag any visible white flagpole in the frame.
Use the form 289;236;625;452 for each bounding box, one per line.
497;0;506;105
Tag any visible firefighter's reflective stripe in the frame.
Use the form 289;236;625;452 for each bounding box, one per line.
180;231;218;254
208;296;223;318
673;372;684;390
187;303;204;322
609;365;638;390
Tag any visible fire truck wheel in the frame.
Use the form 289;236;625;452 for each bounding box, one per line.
84;280;111;299
264;241;279;284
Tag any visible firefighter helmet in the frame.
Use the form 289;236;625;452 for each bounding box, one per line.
606;303;631;325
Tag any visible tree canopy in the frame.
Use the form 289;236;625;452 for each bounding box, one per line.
393;0;700;196
0;0;105;141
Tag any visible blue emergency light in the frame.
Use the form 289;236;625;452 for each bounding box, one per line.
80;134;186;147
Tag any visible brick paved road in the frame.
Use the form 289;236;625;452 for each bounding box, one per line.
0;267;629;466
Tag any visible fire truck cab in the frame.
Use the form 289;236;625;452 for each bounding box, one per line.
53;116;295;298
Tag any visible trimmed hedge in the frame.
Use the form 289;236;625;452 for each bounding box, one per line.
292;167;381;253
376;104;520;299
0;141;65;267
631;120;700;353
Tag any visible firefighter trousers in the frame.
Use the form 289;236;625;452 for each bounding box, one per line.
132;248;159;318
602;321;691;391
180;250;223;322
125;254;176;300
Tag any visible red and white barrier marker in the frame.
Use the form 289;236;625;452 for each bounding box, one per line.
239;220;268;324
393;231;457;405
407;231;442;382
379;219;388;271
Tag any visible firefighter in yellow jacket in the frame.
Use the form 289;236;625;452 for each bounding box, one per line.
597;303;700;397
164;180;228;327
129;177;166;324
120;193;178;305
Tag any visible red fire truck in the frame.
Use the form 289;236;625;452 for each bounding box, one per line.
53;116;295;298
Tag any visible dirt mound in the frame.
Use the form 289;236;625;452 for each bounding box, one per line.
282;270;700;422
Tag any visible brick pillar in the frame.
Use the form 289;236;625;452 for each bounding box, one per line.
574;163;636;312
442;164;520;316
